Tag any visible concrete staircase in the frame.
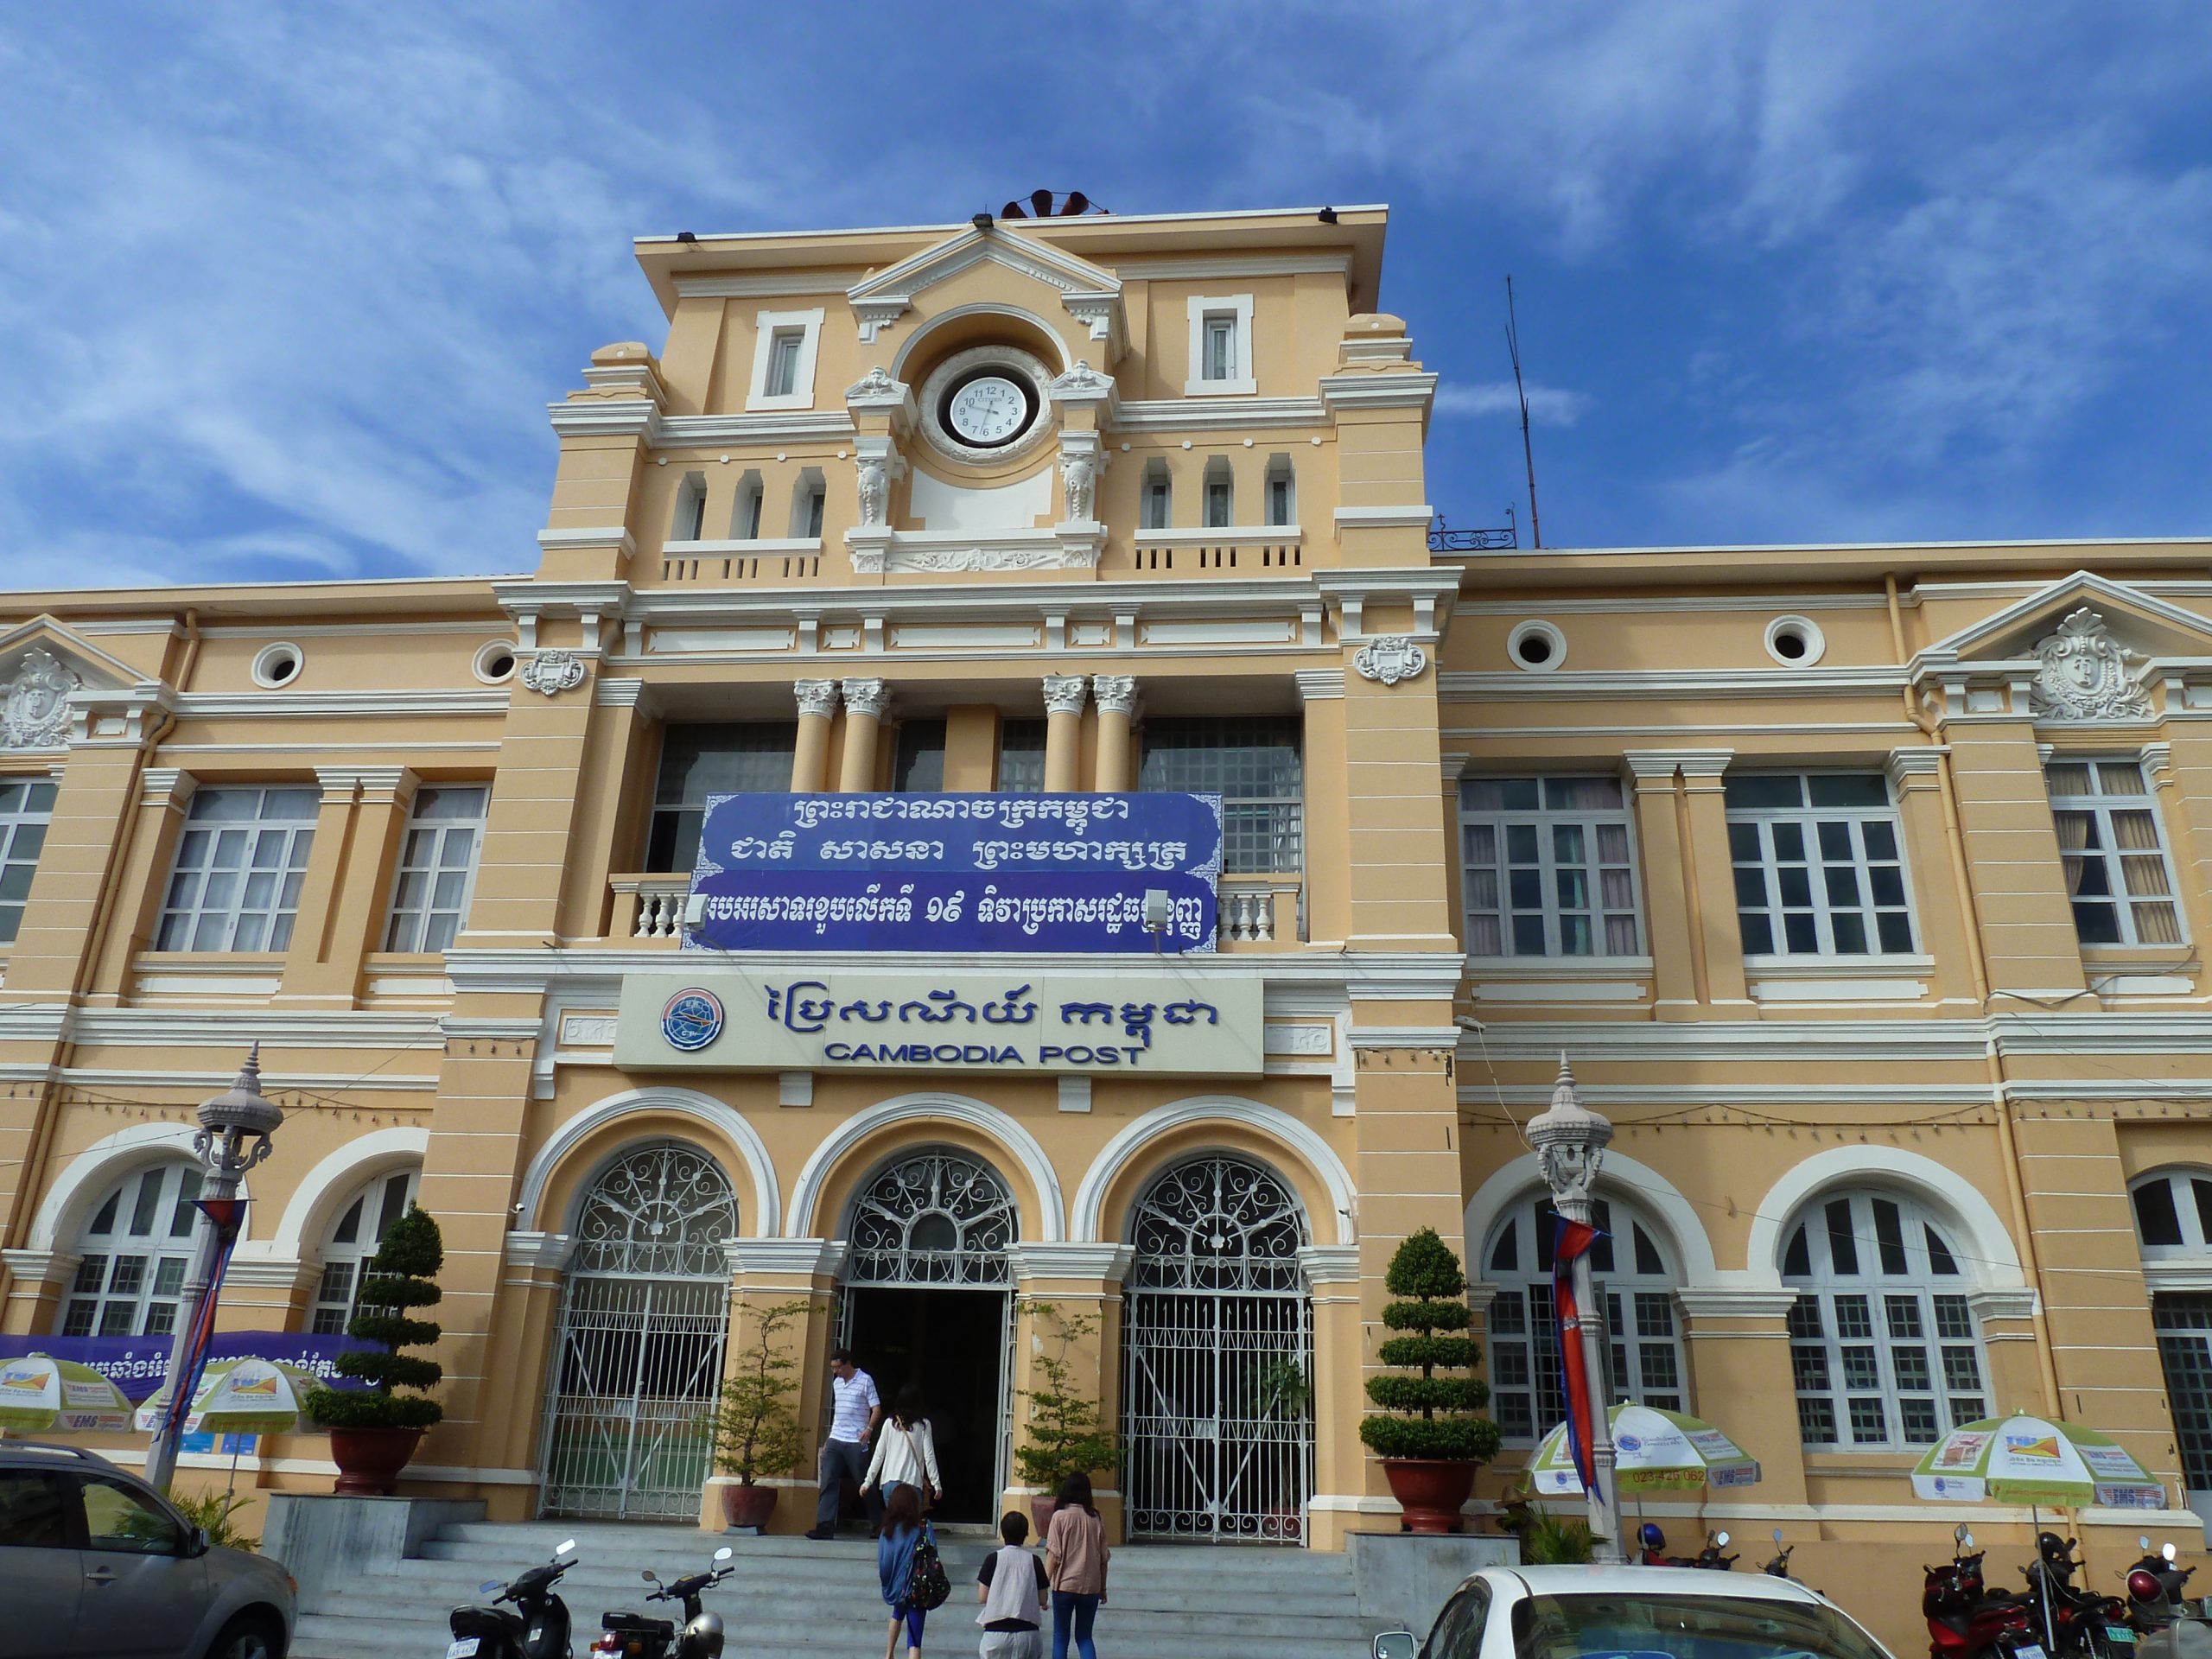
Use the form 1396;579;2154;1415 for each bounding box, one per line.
291;1519;1371;1659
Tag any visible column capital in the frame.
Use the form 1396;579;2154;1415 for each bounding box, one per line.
1440;752;1470;786
1621;751;1681;782
794;679;841;720
1007;1242;1135;1283
0;1248;80;1288
841;677;891;721
1672;1286;1800;1323
502;1231;577;1273
315;765;417;807
1091;675;1140;717
1297;1243;1361;1287
726;1237;848;1282
1293;669;1344;703
1043;675;1090;716
138;766;198;808
1885;745;1949;790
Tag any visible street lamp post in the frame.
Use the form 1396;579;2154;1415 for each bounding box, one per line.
143;1045;281;1495
1526;1053;1623;1563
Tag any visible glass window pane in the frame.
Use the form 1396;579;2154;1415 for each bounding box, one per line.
1725;776;1804;810
2139;1179;2186;1247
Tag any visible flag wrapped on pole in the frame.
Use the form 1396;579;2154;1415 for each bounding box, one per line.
160;1197;246;1445
1552;1214;1605;1497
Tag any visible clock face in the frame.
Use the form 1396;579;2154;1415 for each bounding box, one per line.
946;374;1029;446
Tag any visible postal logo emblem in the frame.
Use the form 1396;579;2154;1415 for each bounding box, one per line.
661;988;725;1052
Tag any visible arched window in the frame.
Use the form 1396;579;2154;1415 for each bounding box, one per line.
2130;1169;2212;1504
1780;1189;1986;1448
845;1147;1015;1287
1483;1192;1686;1443
59;1162;203;1338
308;1167;420;1334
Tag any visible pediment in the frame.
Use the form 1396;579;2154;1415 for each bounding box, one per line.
1918;573;2212;726
1929;572;2212;664
0;618;142;753
845;226;1123;353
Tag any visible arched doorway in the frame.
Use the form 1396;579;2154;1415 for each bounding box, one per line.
538;1142;737;1520
837;1147;1017;1524
1122;1154;1313;1542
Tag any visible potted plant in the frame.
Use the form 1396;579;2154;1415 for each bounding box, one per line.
1012;1300;1118;1538
710;1299;810;1531
305;1206;446;1495
1358;1226;1501;1534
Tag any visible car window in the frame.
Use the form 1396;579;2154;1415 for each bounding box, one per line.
0;1471;69;1548
1425;1583;1493;1659
1511;1590;1890;1659
79;1476;183;1555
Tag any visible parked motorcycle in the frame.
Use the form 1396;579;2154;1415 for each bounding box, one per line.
447;1537;578;1659
1764;1529;1796;1580
1694;1530;1739;1571
2125;1538;2212;1659
1634;1523;1735;1569
1923;1524;2035;1659
591;1543;735;1659
2020;1532;2133;1659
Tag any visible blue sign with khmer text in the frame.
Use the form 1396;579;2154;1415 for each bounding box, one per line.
684;791;1222;954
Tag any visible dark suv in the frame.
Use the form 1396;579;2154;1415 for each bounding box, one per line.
0;1441;296;1657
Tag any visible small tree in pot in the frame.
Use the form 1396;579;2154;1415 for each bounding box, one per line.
1013;1300;1118;1537
305;1206;445;1496
711;1299;811;1530
1358;1226;1500;1533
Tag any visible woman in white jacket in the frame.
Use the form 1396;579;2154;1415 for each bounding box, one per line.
861;1382;942;1513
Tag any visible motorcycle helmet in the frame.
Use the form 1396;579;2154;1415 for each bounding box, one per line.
2131;1569;2165;1605
683;1611;726;1659
2037;1531;2069;1561
1639;1522;1666;1550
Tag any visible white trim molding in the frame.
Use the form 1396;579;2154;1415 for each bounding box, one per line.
268;1126;430;1257
28;1122;216;1253
1185;293;1256;395
1007;1243;1137;1283
1069;1095;1357;1245
1464;1151;1719;1287
1745;1146;2028;1291
785;1091;1066;1243
747;308;825;411
516;1085;782;1239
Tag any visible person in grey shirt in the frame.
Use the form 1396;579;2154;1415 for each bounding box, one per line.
806;1347;884;1538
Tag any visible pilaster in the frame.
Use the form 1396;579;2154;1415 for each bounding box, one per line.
276;769;367;1002
1675;750;1750;1007
1941;721;2088;996
1886;747;1978;1006
1622;754;1698;1015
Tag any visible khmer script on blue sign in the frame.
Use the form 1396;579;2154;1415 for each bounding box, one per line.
685;791;1222;954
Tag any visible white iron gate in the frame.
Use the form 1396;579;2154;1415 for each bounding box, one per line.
537;1144;736;1522
1122;1155;1313;1542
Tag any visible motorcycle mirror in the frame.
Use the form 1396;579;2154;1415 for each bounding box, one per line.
1714;1532;1731;1547
714;1546;734;1562
2167;1543;2180;1563
1773;1529;1785;1544
556;1538;576;1556
2144;1537;2155;1551
642;1569;658;1583
1961;1531;1975;1550
1955;1524;1971;1545
479;1580;501;1595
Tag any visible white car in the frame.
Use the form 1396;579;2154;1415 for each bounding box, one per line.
1372;1564;1895;1659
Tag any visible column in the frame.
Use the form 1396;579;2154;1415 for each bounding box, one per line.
837;678;888;792
1886;747;1980;1007
1299;1243;1364;1551
1675;749;1750;1007
715;1239;849;1533
1623;753;1698;1015
1092;676;1139;792
300;766;417;1002
2143;741;2212;953
1041;676;1088;791
1007;1243;1134;1541
791;680;839;791
1942;721;2088;997
1675;1289;1808;1508
276;768;365;1001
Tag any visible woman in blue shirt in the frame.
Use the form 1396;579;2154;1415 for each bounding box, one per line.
878;1482;929;1659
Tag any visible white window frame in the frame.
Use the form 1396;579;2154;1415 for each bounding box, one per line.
1202;458;1234;529
1781;1189;1988;1450
1185;294;1255;395
155;785;320;953
1459;775;1642;959
0;774;56;946
1139;460;1173;530
2045;755;2186;947
310;1167;421;1335
1264;457;1296;528
59;1162;203;1338
747;307;824;410
2132;1168;2212;1265
381;785;487;954
1726;772;1918;960
2131;1170;2212;1497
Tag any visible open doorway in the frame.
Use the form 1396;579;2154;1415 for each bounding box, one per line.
843;1287;1009;1525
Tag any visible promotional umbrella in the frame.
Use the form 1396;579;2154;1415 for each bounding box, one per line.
0;1352;133;1433
1527;1403;1761;1495
1910;1413;2164;1510
132;1356;321;1437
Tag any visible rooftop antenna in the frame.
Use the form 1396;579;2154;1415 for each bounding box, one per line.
1506;275;1542;550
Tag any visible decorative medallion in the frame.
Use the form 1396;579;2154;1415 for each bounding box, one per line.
660;988;725;1052
2029;607;2151;721
0;647;79;749
518;649;587;697
1352;636;1429;686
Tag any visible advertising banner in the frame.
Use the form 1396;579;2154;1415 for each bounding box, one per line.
0;1332;370;1402
614;971;1264;1077
683;791;1222;955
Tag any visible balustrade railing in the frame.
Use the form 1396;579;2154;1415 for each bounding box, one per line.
1217;875;1304;946
607;875;690;941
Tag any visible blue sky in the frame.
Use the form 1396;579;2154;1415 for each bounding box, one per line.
3;3;2209;592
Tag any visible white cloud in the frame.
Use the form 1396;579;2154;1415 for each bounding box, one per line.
1433;381;1590;426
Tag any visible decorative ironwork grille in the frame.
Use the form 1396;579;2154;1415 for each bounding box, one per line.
846;1149;1015;1287
538;1145;736;1521
1123;1156;1314;1542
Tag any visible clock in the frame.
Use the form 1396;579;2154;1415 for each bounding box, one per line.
946;374;1031;446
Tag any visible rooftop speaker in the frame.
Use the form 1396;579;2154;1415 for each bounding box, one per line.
998;189;1104;219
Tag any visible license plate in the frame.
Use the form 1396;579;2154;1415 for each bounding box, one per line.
448;1642;481;1659
2017;1647;2049;1659
2107;1630;2138;1646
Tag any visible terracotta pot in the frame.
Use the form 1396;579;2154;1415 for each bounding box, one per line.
1380;1459;1476;1535
328;1426;424;1497
1030;1495;1059;1541
721;1482;778;1531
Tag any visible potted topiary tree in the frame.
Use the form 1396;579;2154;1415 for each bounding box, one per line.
1012;1300;1118;1538
710;1299;810;1531
1358;1226;1501;1533
306;1205;446;1496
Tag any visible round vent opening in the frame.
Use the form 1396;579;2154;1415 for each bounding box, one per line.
1764;616;1827;667
474;640;520;684
1507;620;1567;673
251;643;303;689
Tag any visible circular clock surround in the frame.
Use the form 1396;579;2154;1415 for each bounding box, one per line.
916;344;1054;465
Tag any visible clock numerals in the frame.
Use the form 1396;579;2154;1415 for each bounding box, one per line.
949;376;1027;446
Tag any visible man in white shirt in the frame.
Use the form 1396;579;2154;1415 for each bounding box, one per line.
805;1347;884;1539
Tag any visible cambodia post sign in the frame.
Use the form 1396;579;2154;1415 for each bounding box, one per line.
683;791;1221;954
613;972;1264;1077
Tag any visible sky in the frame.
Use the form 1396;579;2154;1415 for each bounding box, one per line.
2;3;2209;593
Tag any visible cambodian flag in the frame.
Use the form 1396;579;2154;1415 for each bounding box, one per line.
1552;1215;1605;1496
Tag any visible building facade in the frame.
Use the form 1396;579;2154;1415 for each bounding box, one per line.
2;201;2209;1649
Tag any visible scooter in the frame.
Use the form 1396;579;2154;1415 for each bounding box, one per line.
2125;1539;2212;1659
1764;1529;1796;1580
1694;1530;1739;1571
2020;1532;2132;1659
591;1544;735;1659
1923;1524;2035;1659
447;1537;578;1659
1635;1522;1735;1569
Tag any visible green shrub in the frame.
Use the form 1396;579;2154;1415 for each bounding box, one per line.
1357;1228;1502;1465
1012;1300;1118;1490
306;1206;446;1432
172;1488;257;1551
1522;1510;1596;1565
712;1300;811;1484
